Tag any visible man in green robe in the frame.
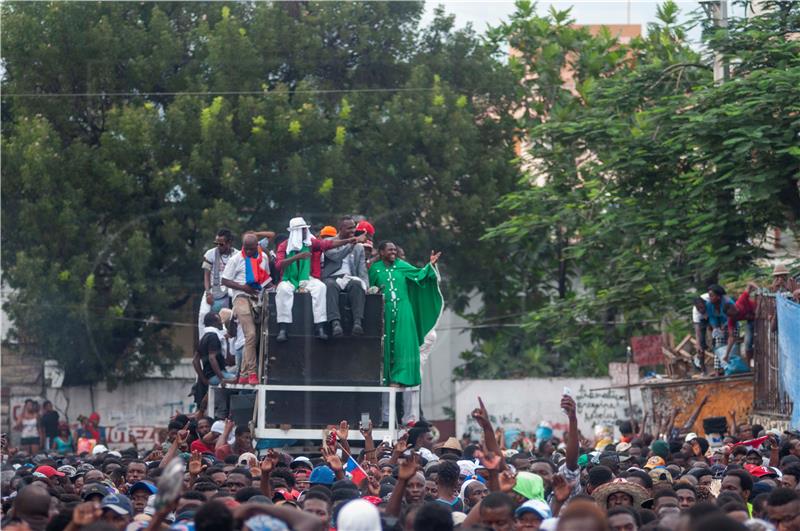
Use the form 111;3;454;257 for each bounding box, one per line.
369;242;443;387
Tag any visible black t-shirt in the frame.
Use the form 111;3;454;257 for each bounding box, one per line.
41;410;60;438
198;332;225;379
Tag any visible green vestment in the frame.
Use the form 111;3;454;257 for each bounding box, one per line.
369;259;443;386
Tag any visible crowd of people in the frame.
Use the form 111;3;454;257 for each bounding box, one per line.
3;392;800;531
691;265;798;376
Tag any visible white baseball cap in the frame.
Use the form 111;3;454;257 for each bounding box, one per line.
92;444;109;455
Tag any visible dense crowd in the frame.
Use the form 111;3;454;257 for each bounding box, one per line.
3;393;800;531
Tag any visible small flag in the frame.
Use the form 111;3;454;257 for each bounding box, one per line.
345;456;367;485
733;435;768;449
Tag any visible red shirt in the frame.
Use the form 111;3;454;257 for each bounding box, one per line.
215;444;234;461
275;238;334;280
190;439;214;455
736;291;757;321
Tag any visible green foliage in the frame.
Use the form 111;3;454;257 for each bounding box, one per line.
465;0;800;378
1;1;520;385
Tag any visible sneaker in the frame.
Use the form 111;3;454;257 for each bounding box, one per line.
238;375;248;385
248;373;259;385
276;325;288;343
331;320;343;337
352;320;364;336
315;324;329;341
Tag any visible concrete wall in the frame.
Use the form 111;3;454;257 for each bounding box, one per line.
455;378;643;441
422;307;475;421
43;369;197;449
640;374;754;436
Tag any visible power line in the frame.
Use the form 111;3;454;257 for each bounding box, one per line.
3;87;441;98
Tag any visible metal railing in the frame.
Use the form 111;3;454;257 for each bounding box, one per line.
753;294;793;417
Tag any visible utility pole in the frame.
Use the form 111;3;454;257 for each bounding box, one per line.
701;0;729;84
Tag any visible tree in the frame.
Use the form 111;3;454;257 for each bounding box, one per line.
464;0;799;378
1;2;520;385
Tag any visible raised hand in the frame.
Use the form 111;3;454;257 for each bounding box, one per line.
359;420;373;438
336;420;350;441
176;423;190;445
72;501;101;526
551;474;572;503
393;436;409;455
471;397;491;428
188;451;205;476
397;451;420;481
260;450;279;475
430;251;442;266
365;475;381;496
498;470;517;493
475;450;503;471
561;395;577;419
321;446;344;473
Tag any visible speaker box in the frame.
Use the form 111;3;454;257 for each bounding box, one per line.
265;292;384;385
702;416;728;435
264;390;384;428
229;392;257;427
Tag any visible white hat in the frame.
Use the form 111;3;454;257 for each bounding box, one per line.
210;421;236;445
685;433;698;443
108;451;122;458
287;217;311;231
238;452;258;466
92;444;109;455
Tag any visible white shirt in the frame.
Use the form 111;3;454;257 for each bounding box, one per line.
221;252;269;302
692;293;710;324
202;248;233;299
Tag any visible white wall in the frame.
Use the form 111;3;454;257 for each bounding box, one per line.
45;370;196;448
455;378;643;440
422;305;477;421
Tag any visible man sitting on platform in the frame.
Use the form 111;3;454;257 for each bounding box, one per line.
275;217;358;342
322;216;369;337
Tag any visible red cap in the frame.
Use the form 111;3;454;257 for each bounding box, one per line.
744;464;773;477
362;495;382;506
355;220;375;237
88;412;100;423
35;465;65;478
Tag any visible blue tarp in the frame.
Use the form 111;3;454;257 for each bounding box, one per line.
776;295;800;428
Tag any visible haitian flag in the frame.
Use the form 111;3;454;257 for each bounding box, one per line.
345;456;367;485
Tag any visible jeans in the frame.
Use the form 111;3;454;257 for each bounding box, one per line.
208;371;236;386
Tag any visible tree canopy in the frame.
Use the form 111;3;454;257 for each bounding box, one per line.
457;0;800;378
1;1;520;384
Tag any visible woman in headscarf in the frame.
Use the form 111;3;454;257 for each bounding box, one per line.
510;472;545;505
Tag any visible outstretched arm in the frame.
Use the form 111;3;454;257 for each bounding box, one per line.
681;396;709;432
562;394;579;471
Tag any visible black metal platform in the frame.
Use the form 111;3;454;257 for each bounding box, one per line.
265;292;384;386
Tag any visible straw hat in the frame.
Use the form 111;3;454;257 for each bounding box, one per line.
773;264;790;276
592;479;649;508
434;437;462;453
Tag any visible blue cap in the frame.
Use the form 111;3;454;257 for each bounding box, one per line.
515;499;552;520
309;465;335;486
101;493;133;516
129;481;158;495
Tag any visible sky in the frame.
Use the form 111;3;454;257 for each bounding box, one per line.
421;0;715;45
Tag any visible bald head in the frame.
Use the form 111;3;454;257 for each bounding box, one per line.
12;484;51;530
242;232;258;257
